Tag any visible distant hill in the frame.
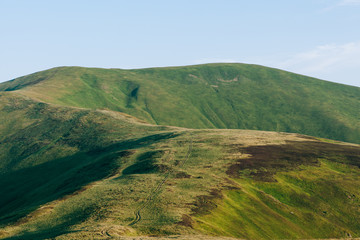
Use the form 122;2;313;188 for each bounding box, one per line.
1;63;359;143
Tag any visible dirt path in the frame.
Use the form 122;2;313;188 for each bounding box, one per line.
129;137;193;226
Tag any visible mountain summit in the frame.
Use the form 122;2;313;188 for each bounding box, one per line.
2;63;359;144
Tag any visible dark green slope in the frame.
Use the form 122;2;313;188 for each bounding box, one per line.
0;92;174;229
1;63;359;143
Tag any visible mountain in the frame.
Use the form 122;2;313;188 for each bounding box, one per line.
0;64;359;240
1;63;359;144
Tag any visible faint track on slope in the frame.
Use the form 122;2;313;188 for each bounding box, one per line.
129;136;193;226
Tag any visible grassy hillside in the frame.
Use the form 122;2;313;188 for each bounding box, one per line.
1;63;359;143
0;92;174;228
0;92;360;240
1;64;360;239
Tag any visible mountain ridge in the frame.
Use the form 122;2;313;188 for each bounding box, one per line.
1;63;359;144
3;63;359;88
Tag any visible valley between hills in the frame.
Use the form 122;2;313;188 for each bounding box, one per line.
0;63;359;239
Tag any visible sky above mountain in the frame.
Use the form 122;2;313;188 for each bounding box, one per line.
1;0;359;87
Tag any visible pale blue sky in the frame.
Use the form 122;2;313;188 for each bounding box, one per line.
1;0;359;86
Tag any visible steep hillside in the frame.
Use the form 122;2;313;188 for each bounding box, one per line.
1;92;360;240
1;63;359;143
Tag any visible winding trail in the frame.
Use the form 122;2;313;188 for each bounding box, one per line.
129;136;193;226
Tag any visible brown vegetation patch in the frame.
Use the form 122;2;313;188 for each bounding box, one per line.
156;163;172;173
174;171;192;179
227;141;360;182
191;189;222;215
178;214;195;228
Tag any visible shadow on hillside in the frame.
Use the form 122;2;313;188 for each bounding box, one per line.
0;132;178;239
4;225;77;240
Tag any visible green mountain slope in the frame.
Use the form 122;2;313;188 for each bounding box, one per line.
1;63;359;143
1;64;360;239
0;92;360;240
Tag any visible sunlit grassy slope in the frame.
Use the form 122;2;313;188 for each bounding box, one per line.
1;63;359;143
0;91;360;240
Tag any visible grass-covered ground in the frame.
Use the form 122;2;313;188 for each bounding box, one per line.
0;64;360;239
0;93;359;239
0;92;179;238
1;63;359;143
193;140;360;239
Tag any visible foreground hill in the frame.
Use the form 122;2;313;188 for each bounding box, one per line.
0;92;360;240
1;63;359;143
